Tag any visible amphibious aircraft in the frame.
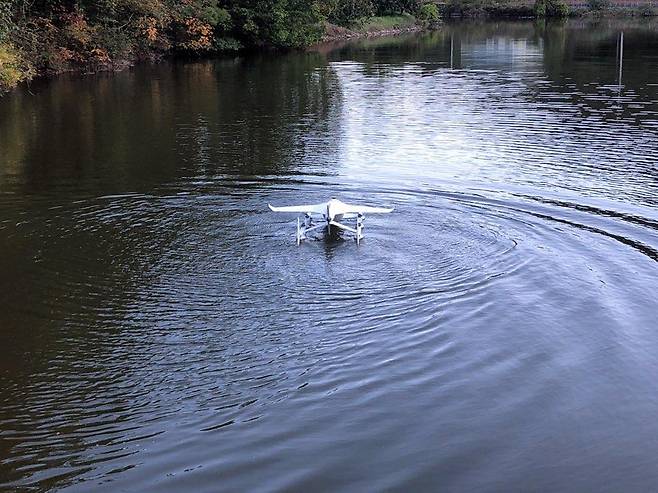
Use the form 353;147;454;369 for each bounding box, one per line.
268;198;394;244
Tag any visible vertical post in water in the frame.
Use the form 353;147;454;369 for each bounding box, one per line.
618;31;624;90
450;34;454;69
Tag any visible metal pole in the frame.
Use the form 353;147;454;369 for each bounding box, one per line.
450;34;454;69
619;31;624;90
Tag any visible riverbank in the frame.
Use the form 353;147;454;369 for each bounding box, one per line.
0;1;438;95
0;18;428;94
1;0;655;95
443;0;656;19
321;15;426;42
0;12;433;95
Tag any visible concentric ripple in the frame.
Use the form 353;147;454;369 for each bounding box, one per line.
2;19;658;493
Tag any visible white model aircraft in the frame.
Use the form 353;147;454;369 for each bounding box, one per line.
269;197;394;244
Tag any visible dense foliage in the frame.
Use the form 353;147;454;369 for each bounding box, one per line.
418;3;441;24
0;0;429;90
534;0;570;17
443;0;527;17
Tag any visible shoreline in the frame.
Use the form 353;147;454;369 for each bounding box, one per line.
320;25;425;43
319;18;427;44
2;12;657;95
2;20;431;95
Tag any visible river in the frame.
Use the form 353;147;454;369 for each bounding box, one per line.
1;19;658;492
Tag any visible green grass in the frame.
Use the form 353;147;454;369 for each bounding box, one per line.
349;14;418;33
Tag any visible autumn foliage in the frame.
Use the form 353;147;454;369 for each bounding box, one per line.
0;0;425;91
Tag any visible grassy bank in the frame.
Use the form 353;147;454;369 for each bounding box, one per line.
322;14;428;41
351;13;418;31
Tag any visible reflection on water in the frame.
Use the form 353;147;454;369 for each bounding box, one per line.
1;19;658;492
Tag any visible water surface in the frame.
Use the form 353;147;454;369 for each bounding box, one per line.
1;19;658;492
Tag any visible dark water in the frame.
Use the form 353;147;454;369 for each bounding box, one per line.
2;19;658;492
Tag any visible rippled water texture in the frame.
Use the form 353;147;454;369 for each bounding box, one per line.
1;19;658;492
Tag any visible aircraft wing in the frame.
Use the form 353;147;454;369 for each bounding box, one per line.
357;205;394;214
335;203;394;215
268;203;327;214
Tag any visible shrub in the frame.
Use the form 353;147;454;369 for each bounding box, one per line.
534;0;547;16
445;0;514;17
96;24;134;58
535;0;569;17
551;0;569;16
328;0;375;25
0;43;34;91
61;12;94;49
214;37;242;50
637;3;656;16
375;0;421;15
0;3;13;43
176;17;214;51
588;0;610;11
201;6;231;28
418;3;441;23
